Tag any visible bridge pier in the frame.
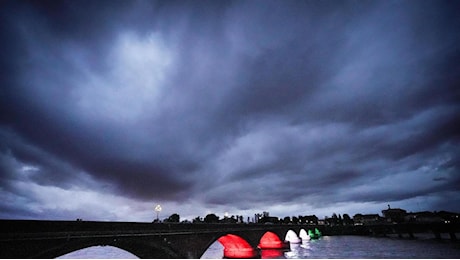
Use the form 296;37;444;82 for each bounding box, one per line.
407;229;415;239
433;230;442;240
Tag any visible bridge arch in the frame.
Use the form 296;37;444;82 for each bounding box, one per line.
299;228;310;241
0;221;331;259
217;234;257;258
57;245;137;258
285;230;301;243
32;236;180;259
258;231;288;249
200;240;224;259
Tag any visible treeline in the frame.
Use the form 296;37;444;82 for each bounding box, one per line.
157;213;350;225
156;213;245;224
156;210;460;225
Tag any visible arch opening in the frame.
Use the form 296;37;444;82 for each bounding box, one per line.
51;238;177;259
258;231;289;249
285;230;301;244
299;229;310;241
56;246;138;259
217;234;257;259
200;240;224;259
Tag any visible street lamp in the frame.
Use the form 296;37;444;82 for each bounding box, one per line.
155;204;162;222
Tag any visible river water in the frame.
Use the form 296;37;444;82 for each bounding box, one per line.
57;235;460;259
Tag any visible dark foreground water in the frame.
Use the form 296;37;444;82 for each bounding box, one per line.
58;235;460;259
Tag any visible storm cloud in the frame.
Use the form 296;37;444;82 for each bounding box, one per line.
1;0;459;221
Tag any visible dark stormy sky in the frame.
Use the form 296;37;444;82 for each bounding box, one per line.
1;0;459;221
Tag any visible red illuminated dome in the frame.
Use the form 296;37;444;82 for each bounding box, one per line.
217;234;257;258
258;231;289;249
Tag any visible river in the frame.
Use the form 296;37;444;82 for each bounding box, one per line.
57;235;460;259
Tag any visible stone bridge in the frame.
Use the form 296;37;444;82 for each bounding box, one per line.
1;220;458;258
0;220;319;258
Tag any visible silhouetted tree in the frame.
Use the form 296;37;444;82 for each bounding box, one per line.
193;216;203;223
292;216;299;224
204;213;219;223
165;213;180;223
283;216;291;224
343;214;353;225
222;215;237;223
327;213;340;226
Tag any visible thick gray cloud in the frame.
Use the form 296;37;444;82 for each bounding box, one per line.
1;0;459;221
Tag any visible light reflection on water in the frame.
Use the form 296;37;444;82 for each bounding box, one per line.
282;235;460;259
57;235;460;259
57;246;138;259
201;240;224;259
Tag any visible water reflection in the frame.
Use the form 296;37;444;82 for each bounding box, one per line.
57;235;460;259
300;240;311;250
200;240;224;259
284;243;301;258
260;249;286;259
57;246;138;259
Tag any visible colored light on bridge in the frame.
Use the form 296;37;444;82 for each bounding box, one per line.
307;228;322;240
258;231;289;249
285;230;301;244
217;234;257;259
299;229;310;241
260;249;285;259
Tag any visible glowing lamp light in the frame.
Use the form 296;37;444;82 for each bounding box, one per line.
154;204;162;221
218;234;257;259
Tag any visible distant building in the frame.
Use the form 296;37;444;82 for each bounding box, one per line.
325;216;338;226
258;216;279;224
436;211;460;224
300;215;319;225
256;211;279;224
382;205;407;223
353;214;382;225
405;211;444;223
